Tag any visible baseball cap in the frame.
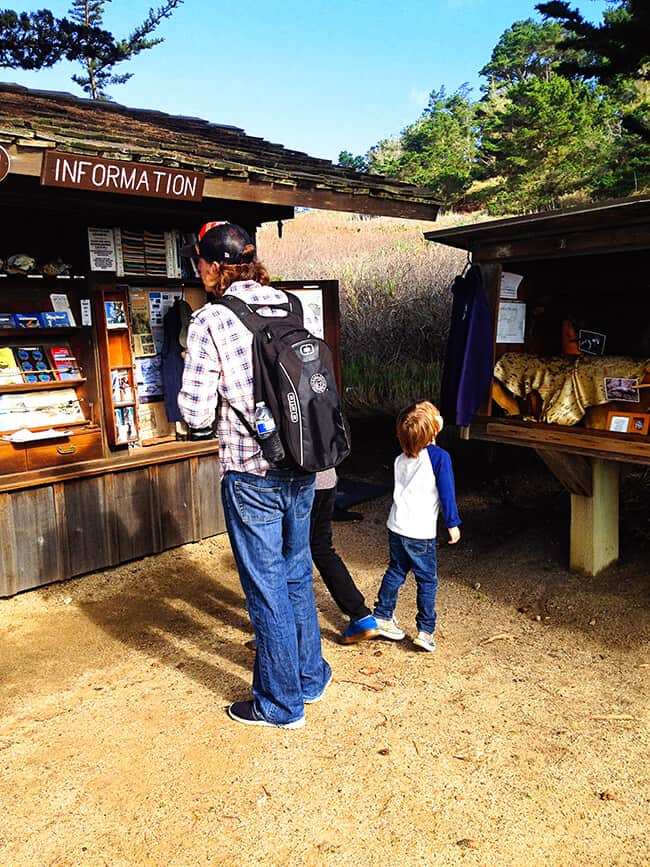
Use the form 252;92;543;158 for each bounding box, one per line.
179;221;254;263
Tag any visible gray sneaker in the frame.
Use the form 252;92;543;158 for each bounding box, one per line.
375;616;405;640
413;630;436;652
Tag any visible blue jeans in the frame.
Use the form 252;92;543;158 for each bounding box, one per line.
221;469;331;725
374;530;438;634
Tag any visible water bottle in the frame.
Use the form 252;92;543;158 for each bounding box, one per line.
254;401;285;463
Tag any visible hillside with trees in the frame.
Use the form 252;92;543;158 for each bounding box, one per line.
339;1;650;214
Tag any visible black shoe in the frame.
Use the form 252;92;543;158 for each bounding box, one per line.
332;507;364;522
227;700;305;729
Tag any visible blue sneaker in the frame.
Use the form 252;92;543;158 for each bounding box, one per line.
340;614;379;645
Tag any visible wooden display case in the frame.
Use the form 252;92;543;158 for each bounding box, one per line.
0;275;101;471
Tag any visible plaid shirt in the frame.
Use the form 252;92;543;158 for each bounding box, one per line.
178;280;307;477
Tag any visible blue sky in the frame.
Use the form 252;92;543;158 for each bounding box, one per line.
5;0;609;162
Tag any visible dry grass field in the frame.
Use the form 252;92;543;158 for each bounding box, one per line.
259;210;471;414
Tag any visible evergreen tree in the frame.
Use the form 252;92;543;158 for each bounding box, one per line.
0;1;183;99
536;1;650;84
335;6;649;212
68;0;183;99
537;0;650;146
338;151;369;172
0;9;117;69
479;18;568;89
479;75;621;213
366;86;477;205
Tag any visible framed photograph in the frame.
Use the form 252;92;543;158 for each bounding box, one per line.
606;411;650;435
604;376;640;403
579;329;606;356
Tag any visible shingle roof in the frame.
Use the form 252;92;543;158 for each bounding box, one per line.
424;195;650;250
0;83;440;220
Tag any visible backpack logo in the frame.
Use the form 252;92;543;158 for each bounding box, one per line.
295;340;318;362
310;373;327;394
287;392;299;422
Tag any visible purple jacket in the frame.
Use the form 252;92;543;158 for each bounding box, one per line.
440;265;493;427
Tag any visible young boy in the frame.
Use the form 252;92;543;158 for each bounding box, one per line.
374;401;461;652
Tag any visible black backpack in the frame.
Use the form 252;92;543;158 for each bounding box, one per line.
215;291;351;472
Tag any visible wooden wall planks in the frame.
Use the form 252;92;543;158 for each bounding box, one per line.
0;454;224;596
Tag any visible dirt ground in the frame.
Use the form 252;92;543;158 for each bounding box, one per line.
1;432;648;867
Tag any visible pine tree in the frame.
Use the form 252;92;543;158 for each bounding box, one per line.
367;86;477;205
536;1;650;84
0;9;117;70
68;0;183;99
479;75;621;213
0;1;184;99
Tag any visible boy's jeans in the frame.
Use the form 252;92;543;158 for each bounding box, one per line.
374;530;438;634
221;469;331;725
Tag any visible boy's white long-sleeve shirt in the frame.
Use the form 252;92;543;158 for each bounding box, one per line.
387;445;461;540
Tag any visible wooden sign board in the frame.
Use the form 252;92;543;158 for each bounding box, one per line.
41;151;205;202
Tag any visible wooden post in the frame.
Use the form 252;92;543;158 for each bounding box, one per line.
570;459;619;575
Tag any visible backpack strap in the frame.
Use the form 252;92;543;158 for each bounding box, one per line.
212;290;305;444
215;290;304;334
214;294;264;334
283;291;304;322
216;391;257;441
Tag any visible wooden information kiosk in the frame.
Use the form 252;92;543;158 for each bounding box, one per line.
0;83;439;595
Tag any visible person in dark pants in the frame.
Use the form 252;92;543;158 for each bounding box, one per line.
311;468;378;644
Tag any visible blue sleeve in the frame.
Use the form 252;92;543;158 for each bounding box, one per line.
426;445;461;528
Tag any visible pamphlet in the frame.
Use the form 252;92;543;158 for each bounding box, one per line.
88;226;118;272
105;300;127;329
496;301;526;344
499;272;524;300
0;346;23;384
50;293;77;327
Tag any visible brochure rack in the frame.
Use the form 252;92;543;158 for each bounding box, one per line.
95;286;139;447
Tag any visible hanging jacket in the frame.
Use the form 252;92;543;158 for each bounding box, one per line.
161;298;193;422
440;264;493;427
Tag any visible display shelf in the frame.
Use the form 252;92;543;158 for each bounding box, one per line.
0;327;89;336
95;285;139;447
122;275;202;287
0;274;87;281
0;378;86;394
